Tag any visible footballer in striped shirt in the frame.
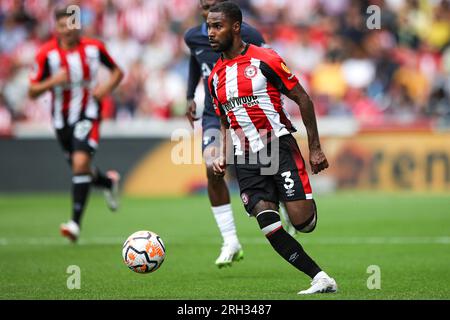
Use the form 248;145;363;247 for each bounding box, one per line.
28;6;124;242
207;1;337;295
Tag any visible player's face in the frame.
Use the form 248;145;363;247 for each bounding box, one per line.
199;0;220;20
55;16;79;45
207;12;234;52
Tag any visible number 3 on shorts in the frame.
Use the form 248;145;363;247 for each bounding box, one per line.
281;171;294;190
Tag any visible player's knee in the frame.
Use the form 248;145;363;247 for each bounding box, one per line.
72;166;90;175
294;212;317;233
254;208;281;236
250;200;278;217
294;200;317;233
71;153;91;174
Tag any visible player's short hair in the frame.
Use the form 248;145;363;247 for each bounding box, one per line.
209;1;242;26
54;6;72;20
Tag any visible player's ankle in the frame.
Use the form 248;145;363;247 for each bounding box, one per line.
223;234;240;247
313;271;329;280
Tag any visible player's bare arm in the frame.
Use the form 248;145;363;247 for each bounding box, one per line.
185;52;202;128
185;98;199;128
92;66;124;101
212;115;228;176
285;83;329;175
28;69;68;99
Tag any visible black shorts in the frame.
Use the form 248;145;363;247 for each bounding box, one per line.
234;134;313;215
56;119;100;159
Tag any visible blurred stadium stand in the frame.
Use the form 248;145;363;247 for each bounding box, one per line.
0;0;449;131
1;0;449;194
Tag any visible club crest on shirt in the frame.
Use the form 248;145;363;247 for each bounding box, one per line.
244;65;258;79
241;193;249;205
281;62;291;74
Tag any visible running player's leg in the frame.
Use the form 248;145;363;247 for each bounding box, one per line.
283;199;317;233
81;119;120;211
284;197;338;294
238;167;323;282
275;135;318;232
273;135;337;293
59;119;114;242
91;167;112;189
71;150;92;227
70;119;98;229
203;121;242;267
280;202;297;236
59;149;92;242
55;126;82;242
249;200;321;278
88;119;115;191
235;158;319;279
59;134;114;195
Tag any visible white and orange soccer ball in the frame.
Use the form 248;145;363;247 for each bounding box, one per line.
122;230;166;274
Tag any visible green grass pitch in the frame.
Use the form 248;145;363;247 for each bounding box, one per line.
0;192;449;300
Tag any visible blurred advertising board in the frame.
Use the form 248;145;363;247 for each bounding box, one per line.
315;132;450;192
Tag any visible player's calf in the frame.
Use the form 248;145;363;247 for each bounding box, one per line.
205;163;242;266
92;167;113;189
206;162;225;183
205;163;230;205
253;204;337;294
294;199;318;233
253;204;322;279
285;199;318;234
294;212;317;233
103;170;120;212
280;203;297;236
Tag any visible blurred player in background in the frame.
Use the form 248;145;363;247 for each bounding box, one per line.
28;6;124;242
184;0;269;268
208;2;337;294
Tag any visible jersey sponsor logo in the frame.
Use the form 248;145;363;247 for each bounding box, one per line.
195;49;205;55
244;65;258;79
241;193;249;205
222;95;259;113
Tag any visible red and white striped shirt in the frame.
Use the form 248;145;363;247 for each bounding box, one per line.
30;37;117;129
208;44;298;155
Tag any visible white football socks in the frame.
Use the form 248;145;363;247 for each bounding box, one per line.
211;204;240;248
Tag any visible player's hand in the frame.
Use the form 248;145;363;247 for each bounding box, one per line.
51;70;68;86
186;99;199;129
93;86;108;101
309;147;329;174
212;156;226;176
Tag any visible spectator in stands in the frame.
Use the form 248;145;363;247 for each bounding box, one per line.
0;0;448;125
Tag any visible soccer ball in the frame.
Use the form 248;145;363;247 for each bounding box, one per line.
122;230;166;274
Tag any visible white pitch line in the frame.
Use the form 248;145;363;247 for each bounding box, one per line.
0;236;449;246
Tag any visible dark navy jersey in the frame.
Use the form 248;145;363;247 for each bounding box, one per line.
184;22;265;118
